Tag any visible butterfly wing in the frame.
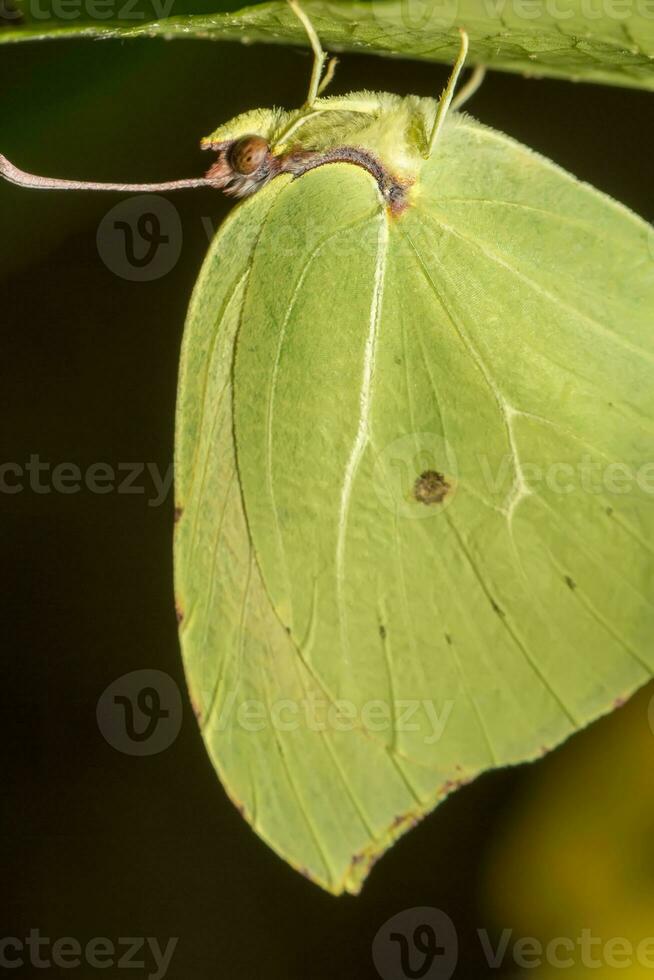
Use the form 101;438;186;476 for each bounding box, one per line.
175;119;654;893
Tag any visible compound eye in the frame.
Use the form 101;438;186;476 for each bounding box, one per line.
229;135;269;176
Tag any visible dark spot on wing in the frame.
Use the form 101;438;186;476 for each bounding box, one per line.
444;633;452;645
175;602;184;624
490;599;505;617
606;506;614;516
565;575;576;590
414;470;450;505
174;506;183;524
379;624;386;640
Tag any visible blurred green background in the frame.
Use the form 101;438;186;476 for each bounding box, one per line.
2;13;653;978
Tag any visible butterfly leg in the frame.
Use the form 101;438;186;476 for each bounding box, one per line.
287;0;333;107
427;27;470;157
451;64;487;112
317;56;339;96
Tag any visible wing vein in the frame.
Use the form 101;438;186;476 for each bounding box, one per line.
426;212;654;368
335;213;389;663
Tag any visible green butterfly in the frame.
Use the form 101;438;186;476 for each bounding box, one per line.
3;2;653;895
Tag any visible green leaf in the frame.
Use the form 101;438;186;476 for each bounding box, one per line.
174;93;654;893
3;0;654;91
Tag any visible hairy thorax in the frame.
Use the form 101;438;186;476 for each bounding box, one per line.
201;92;441;215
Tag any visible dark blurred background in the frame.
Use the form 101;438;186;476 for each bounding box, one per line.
2;16;653;980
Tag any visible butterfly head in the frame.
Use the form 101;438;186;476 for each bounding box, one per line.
201;107;290;198
203;134;281;198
